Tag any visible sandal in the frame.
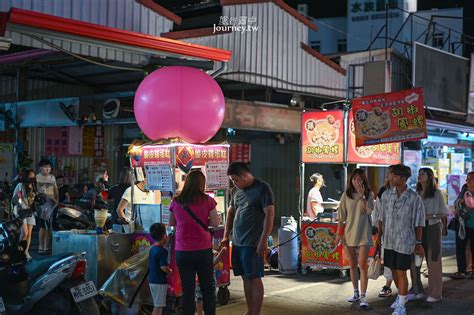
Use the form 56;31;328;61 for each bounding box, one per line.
450;272;465;280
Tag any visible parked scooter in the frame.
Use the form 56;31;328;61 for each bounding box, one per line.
0;208;100;314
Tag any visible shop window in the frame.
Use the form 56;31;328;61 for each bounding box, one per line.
337;39;347;52
310;40;321;52
433;33;444;48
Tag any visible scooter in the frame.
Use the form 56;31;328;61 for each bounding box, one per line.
0;208;100;314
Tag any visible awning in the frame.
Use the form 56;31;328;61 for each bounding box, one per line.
0;8;231;63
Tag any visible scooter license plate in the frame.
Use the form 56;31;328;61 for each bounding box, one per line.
70;281;97;303
0;296;5;312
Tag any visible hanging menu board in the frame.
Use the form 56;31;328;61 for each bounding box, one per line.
205;163;229;190
145;164;174;192
301;110;344;163
352;88;427;146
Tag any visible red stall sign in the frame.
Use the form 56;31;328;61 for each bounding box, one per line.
180;145;229;166
352;88;427;146
230;143;251;163
348;112;401;164
302;111;344;163
301;223;349;268
130;146;172;167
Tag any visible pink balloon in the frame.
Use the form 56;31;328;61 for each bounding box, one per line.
134;66;225;143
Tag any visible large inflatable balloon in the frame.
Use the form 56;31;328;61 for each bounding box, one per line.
134;66;225;143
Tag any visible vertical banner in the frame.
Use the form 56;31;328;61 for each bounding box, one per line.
94;126;105;158
352;88;427;146
45;127;69;156
403;150;423;188
449;153;464;175
229;143;251;163
68;126;83;156
82;127;95;157
302;111;344;163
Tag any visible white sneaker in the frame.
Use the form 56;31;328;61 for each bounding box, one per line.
390;296;399;309
426;296;442;303
347;293;360;303
359;296;369;308
392;304;406;315
406;293;423;301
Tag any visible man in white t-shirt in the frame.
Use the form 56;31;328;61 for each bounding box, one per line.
115;179;155;232
36;159;58;255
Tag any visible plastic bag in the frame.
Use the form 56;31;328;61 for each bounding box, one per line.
99;250;152;306
367;255;382;280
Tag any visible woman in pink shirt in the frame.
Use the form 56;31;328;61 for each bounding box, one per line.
169;170;219;315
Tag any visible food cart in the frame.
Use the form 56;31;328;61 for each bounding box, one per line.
126;140;231;305
300;105;401;277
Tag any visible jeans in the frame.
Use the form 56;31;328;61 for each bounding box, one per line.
455;226;474;273
176;248;215;315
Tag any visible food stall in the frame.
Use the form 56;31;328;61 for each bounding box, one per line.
126;140;231;305
300;93;423;277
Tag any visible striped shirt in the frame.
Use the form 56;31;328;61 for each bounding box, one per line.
380;186;426;255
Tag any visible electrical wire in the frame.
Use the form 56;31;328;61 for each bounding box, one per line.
311;18;370;45
23;33;145;72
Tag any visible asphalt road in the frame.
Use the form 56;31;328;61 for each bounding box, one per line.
218;231;474;315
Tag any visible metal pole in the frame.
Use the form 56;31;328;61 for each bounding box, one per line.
385;0;388;61
299;162;305;233
299;110;306;233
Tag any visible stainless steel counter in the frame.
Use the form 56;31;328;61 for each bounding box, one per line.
52;230;132;287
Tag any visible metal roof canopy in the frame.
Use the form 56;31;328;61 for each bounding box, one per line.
0;7;232;63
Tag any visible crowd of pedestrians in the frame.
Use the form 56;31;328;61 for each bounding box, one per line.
336;163;474;315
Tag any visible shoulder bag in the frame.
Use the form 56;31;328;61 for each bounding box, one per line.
180;202;213;236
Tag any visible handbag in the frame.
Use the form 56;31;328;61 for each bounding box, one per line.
367;247;383;280
180;202;213;236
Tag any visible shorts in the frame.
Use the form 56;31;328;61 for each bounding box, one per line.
149;283;167;308
232;246;264;279
384;249;411;271
37;217;51;230
23;216;36;226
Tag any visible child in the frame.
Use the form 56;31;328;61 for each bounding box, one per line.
195;247;226;315
149;223;172;315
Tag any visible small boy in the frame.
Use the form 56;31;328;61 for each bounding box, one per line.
149;223;172;315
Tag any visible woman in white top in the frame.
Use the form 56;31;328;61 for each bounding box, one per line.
415;167;448;302
305;173;325;219
11;169;37;260
115;179;155;231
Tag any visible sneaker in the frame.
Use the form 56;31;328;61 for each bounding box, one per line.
390;296;399;309
379;286;393;297
347;292;360;303
406;293;423;301
359;296;369;308
426;296;442;303
392;304;406;315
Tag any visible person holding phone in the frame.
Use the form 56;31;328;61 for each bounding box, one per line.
335;168;374;309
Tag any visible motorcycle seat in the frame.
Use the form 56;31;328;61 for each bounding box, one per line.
26;253;74;281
